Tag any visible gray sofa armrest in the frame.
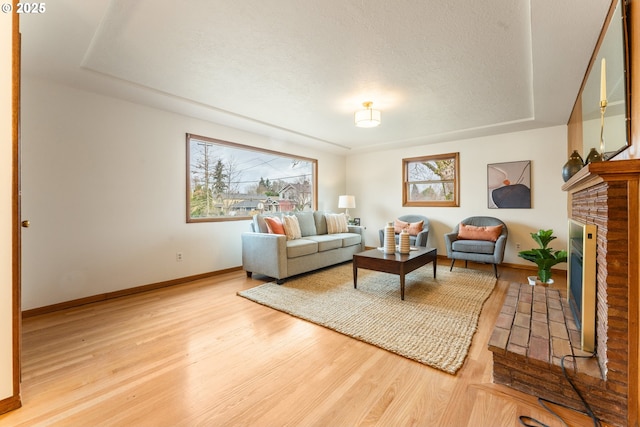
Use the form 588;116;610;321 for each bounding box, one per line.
347;225;363;233
444;232;459;257
492;234;508;264
414;230;429;247
348;225;365;250
241;232;288;280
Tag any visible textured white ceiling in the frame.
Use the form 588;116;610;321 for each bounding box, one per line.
20;0;612;153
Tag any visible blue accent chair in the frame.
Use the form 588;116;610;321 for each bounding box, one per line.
444;216;508;278
378;215;430;247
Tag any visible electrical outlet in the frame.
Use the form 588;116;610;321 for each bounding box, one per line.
516;243;521;249
176;252;183;262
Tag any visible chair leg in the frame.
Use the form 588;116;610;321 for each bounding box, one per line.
493;264;498;278
450;259;455;271
464;260;468;268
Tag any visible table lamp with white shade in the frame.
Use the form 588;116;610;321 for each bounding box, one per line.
338;195;356;223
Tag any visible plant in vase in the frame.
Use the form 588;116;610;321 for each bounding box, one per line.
518;229;567;284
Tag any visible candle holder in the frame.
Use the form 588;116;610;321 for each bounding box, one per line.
599;99;607;158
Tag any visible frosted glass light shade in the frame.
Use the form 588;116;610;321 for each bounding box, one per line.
354;103;381;128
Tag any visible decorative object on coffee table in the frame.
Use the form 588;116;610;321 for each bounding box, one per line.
399;229;410;254
383;222;395;254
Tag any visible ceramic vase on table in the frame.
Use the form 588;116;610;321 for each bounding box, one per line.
399;229;410;254
562;150;584;182
384;222;396;254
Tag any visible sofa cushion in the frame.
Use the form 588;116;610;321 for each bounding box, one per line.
264;216;285;235
452;239;495;254
394;219;424;236
282;215;302;240
304;235;343;252
294;211;317;237
458;223;503;242
313;211;328;235
340;233;362;247
254;213;283;234
325;213;349;234
286;239;318;258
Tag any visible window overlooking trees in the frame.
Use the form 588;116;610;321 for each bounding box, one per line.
402;152;459;207
186;134;317;222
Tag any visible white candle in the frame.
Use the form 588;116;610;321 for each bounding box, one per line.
600;58;607;103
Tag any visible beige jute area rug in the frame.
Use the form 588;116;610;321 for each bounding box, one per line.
238;262;496;374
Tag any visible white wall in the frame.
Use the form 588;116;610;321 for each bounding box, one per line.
22;75;571;311
345;126;569;268
21;77;346;310
0;7;15;400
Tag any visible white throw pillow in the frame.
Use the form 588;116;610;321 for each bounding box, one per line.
325;213;349;234
282;215;302;240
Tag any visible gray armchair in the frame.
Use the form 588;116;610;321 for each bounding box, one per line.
378;215;430;247
444;216;508;278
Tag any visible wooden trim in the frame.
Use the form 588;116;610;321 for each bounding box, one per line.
627;177;639;427
562;158;640;192
7;0;22;414
22;267;243;318
631;0;639;159
23;254;555;319
566;0;623;153
567;93;583;157
0;395;21;415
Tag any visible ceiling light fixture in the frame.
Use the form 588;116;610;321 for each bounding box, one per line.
354;101;381;128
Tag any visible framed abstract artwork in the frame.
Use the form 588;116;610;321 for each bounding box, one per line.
487;160;531;208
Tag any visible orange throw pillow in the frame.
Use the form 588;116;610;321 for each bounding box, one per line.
394;219;424;236
264;216;285;235
458;223;503;242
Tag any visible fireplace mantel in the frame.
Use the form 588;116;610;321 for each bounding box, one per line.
562;159;640;193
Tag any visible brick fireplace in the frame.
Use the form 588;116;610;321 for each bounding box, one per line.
489;160;640;427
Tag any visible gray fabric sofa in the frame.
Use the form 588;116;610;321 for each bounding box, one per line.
241;211;365;284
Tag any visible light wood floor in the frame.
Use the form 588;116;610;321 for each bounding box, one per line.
0;261;606;427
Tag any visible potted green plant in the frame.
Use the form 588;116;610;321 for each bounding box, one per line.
518;229;567;284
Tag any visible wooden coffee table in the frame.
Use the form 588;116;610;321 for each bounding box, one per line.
353;247;437;300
